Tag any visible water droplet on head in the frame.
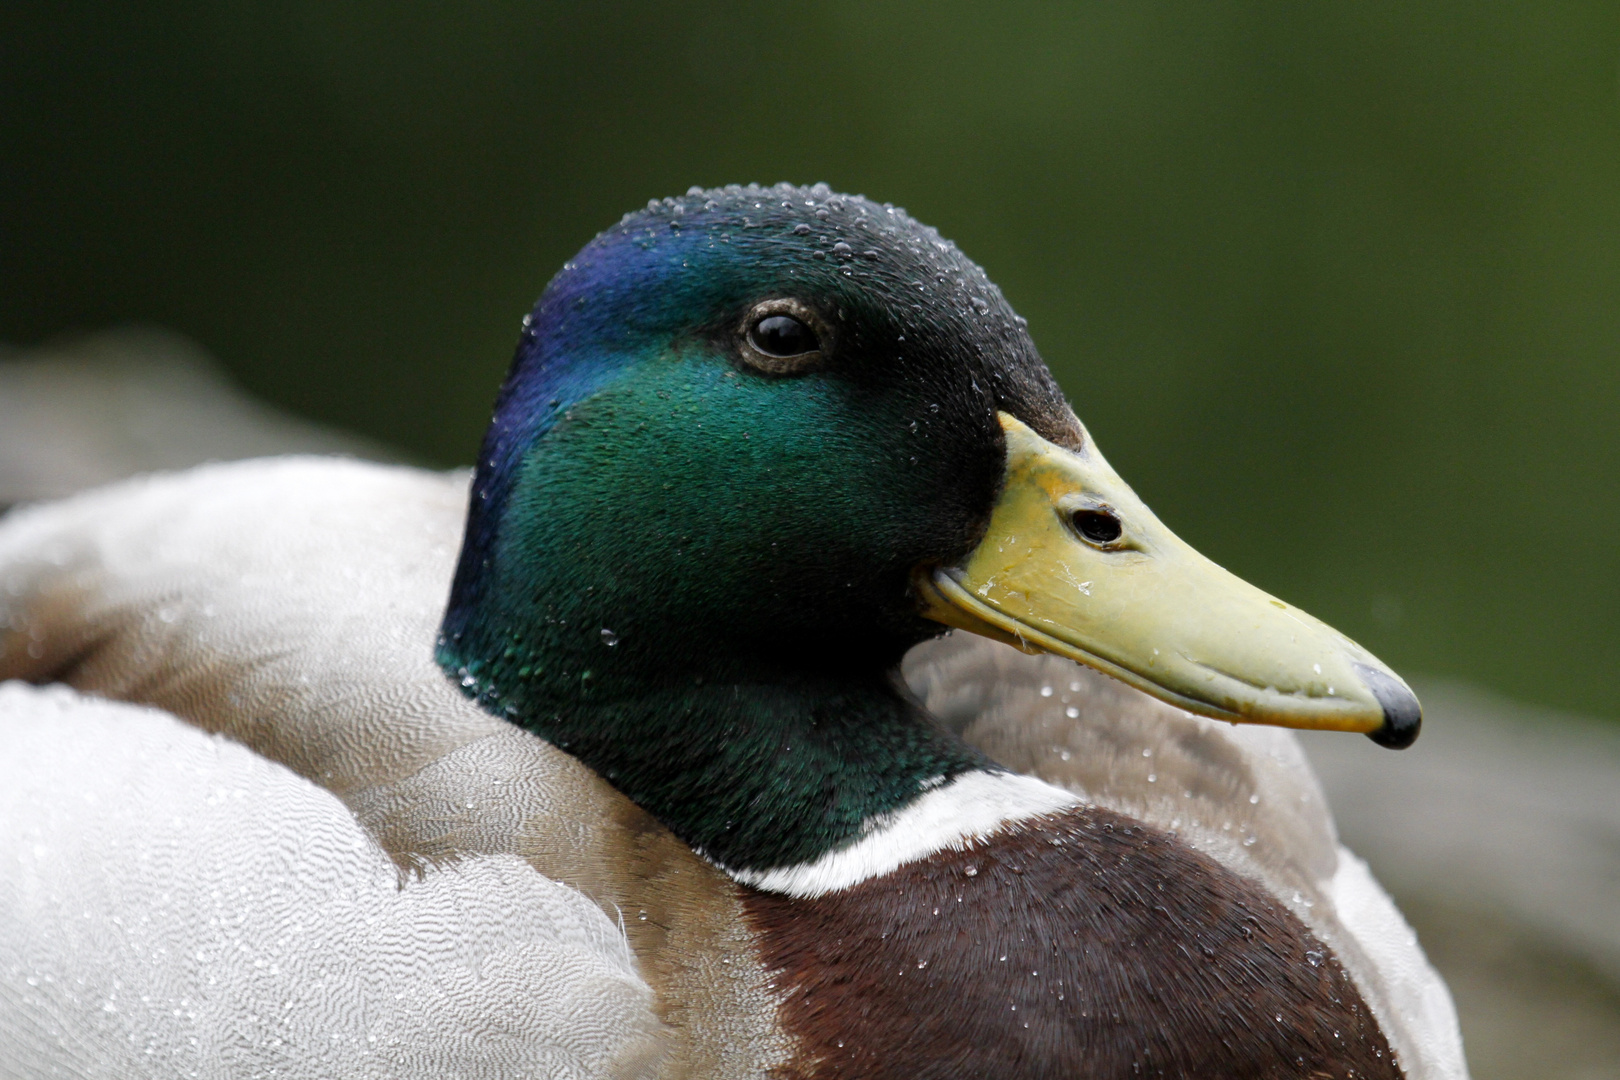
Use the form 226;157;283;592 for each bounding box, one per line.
599;628;619;646
1040;685;1053;697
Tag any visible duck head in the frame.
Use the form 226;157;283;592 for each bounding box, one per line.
437;183;1419;871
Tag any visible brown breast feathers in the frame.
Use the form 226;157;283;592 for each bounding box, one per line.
744;805;1400;1080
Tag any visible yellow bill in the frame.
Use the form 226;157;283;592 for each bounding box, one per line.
917;413;1421;747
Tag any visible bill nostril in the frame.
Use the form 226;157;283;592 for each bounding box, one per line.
1071;509;1123;546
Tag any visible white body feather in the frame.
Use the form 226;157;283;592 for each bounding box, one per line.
0;682;664;1080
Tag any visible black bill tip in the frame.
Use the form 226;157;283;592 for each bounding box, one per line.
1354;662;1422;749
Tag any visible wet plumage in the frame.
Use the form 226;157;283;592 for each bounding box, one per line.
0;185;1467;1078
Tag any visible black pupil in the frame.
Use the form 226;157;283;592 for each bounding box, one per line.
751;314;818;357
1073;509;1123;544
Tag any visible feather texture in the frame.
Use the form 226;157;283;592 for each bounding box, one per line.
0;682;664;1079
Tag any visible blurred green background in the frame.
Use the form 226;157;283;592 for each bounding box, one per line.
4;2;1618;721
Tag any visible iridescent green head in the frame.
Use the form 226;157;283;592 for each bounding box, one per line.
440;183;1081;698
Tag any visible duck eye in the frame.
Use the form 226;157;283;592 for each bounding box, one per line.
738;299;830;375
749;314;819;357
1072;508;1123;545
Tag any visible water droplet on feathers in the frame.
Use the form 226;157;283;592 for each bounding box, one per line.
600;628;619;646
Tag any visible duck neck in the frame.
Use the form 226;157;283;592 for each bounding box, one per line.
438;622;990;874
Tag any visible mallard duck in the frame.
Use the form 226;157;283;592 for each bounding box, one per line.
0;184;1466;1079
